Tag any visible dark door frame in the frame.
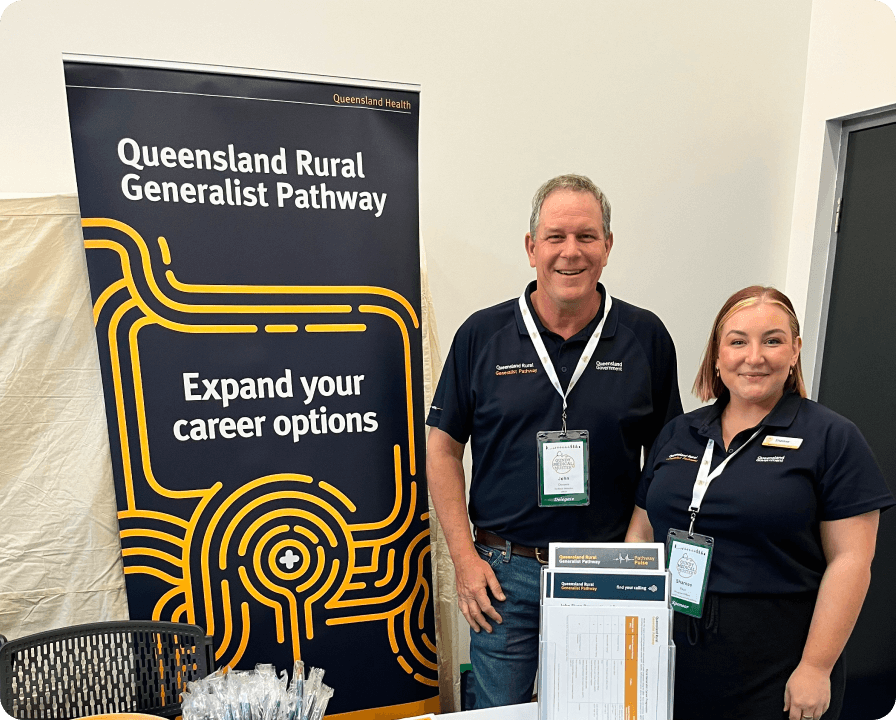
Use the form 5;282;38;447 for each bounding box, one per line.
802;105;896;720
804;103;896;395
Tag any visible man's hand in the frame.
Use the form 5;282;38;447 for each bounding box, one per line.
783;662;830;720
454;551;506;633
426;428;507;631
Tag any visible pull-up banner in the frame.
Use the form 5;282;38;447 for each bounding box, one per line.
63;58;435;718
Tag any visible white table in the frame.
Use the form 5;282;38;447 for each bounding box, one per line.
435;702;538;720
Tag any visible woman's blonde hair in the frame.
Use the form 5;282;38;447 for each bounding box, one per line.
693;285;807;402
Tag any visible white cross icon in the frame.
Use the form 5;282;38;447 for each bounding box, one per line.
279;549;300;570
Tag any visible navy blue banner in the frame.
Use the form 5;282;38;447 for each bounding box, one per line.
64;60;435;718
550;544;663;570
549;572;667;602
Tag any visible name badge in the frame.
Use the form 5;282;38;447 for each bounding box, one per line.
666;529;713;618
536;430;590;507
762;435;803;449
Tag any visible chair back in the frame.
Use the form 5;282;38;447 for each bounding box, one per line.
0;621;214;720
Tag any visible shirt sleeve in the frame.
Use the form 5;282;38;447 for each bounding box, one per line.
644;321;684;455
425;322;474;444
817;417;895;521
635;417;677;509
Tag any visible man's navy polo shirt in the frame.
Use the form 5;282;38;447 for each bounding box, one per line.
637;391;895;594
427;281;682;547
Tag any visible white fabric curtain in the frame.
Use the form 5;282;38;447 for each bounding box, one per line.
0;195;128;640
420;243;462;712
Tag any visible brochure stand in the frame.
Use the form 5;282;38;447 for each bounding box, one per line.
538;543;675;720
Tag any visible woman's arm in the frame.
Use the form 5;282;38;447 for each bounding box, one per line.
625;505;654;543
783;510;880;720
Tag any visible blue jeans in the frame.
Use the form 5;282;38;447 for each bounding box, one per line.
469;542;542;709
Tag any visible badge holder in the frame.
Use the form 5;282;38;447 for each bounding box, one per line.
665;528;713;618
536;430;589;507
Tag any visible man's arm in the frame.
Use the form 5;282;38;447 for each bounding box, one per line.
427;427;505;632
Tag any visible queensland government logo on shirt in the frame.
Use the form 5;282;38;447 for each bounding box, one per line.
756;455;785;463
595;360;623;371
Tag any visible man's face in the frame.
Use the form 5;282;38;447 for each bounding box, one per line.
525;189;613;312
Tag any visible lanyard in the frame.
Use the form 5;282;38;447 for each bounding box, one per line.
687;427;762;535
518;289;612;433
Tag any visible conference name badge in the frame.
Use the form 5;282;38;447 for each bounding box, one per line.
762;435;803;449
666;529;713;618
537;430;590;507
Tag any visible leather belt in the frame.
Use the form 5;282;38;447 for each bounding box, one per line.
475;528;550;565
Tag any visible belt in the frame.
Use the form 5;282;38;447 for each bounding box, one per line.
475;528;550;565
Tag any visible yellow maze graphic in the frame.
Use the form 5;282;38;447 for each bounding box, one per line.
85;219;437;702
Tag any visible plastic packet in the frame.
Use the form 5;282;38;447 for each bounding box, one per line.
182;682;215;720
181;662;330;720
266;667;289;720
216;671;241;720
302;667;325;720
207;688;227;720
256;662;290;720
232;670;254;720
308;683;334;720
281;660;304;720
180;683;198;720
254;664;276;720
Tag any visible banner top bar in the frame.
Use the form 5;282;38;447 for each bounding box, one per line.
61;53;421;93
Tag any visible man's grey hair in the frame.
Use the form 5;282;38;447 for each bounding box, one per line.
529;174;612;240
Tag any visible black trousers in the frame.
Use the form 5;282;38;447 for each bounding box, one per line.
672;592;845;720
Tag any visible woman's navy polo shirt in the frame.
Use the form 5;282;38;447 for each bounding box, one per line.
637;392;894;594
427;281;682;547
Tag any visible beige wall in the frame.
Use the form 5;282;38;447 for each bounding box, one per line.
0;0;814;412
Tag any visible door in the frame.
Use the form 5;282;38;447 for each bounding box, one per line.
816;118;896;720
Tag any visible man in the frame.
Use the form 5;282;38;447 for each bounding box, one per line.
426;174;682;708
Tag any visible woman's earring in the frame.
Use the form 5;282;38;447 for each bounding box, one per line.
715;367;720;377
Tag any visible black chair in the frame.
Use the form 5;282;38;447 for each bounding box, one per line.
0;621;214;720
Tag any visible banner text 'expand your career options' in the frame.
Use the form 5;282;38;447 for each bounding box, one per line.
173;369;380;444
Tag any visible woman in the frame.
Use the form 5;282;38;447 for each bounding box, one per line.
627;286;893;720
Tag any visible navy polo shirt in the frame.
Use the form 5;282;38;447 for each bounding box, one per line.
637;392;895;594
427;281;682;547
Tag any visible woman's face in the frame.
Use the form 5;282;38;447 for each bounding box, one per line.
716;302;802;409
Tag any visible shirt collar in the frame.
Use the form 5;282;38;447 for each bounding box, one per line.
514;280;616;341
694;390;802;435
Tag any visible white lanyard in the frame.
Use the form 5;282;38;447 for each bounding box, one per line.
518;289;612;433
687;427;762;534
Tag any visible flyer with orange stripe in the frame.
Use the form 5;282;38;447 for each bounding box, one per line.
540;564;673;720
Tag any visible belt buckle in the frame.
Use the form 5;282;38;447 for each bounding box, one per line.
534;547;549;565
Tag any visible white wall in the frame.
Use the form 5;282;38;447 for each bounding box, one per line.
0;0;814;411
785;0;896;392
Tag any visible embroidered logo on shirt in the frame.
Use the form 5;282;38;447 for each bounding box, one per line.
495;363;537;376
756;455;785;463
666;453;699;462
595;360;623;371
